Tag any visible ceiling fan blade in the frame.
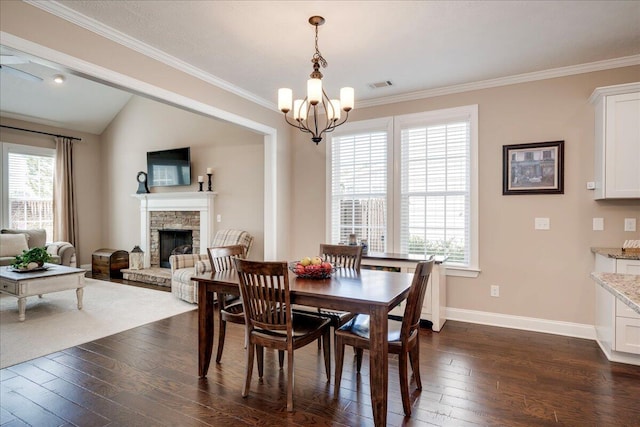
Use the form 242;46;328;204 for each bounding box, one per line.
0;65;43;82
0;55;29;65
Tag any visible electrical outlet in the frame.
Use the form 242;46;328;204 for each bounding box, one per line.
490;285;500;297
593;218;604;231
624;218;636;232
217;214;222;223
535;217;550;230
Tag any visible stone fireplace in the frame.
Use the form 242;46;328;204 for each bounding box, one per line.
133;192;216;268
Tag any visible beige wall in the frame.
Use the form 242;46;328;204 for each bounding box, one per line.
0;117;103;265
100;95;265;259
291;67;640;325
1;0;292;260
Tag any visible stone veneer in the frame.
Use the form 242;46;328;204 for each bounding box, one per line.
149;211;200;267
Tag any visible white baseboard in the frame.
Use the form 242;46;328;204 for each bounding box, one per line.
445;307;596;340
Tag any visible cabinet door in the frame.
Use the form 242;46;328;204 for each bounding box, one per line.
604;92;640;198
615;317;640;354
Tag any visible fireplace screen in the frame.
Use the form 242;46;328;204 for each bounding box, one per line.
159;229;193;268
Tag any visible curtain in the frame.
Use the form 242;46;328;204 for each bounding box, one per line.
53;137;78;248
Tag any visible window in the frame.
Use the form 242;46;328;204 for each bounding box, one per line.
328;118;392;253
1;143;55;238
328;106;478;274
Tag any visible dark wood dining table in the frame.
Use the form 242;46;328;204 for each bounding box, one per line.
193;267;413;427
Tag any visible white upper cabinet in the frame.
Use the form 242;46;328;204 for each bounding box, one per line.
590;83;640;199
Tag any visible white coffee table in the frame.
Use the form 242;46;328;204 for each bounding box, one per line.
0;263;86;321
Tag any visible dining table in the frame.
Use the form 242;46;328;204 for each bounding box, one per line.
193;266;414;427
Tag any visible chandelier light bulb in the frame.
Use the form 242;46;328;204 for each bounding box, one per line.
340;87;354;111
278;88;292;112
329;99;341;120
307;78;322;105
293;99;306;121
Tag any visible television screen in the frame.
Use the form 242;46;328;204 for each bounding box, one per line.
147;147;191;187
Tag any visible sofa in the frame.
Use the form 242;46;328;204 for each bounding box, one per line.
0;228;77;267
169;229;253;303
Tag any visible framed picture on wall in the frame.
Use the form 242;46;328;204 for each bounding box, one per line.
502;140;564;195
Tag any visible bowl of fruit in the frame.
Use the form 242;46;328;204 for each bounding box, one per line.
289;257;336;279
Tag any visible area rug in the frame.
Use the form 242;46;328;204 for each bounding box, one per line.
0;278;196;368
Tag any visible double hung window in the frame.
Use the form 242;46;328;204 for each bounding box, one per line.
328;105;478;273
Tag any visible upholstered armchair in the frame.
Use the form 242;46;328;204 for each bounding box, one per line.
169;229;254;303
0;228;77;267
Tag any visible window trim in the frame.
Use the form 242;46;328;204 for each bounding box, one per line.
1;142;56;230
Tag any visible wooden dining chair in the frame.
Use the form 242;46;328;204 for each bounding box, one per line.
207;244;246;363
233;258;332;412
334;258;435;416
314;244;363;347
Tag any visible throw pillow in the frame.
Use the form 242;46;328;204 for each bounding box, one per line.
0;233;29;257
1;228;47;248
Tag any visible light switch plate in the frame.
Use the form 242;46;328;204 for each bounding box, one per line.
593;218;604;231
624;218;637;232
535;217;550;230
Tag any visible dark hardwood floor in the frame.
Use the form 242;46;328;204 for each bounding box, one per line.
2;282;639;426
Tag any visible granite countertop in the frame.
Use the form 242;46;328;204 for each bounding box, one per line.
591;272;640;315
591;247;640;260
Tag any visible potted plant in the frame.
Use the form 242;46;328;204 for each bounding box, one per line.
11;247;52;270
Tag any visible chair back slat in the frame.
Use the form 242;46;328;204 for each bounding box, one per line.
207;245;246;272
319;244;363;270
234;259;290;332
401;259;435;339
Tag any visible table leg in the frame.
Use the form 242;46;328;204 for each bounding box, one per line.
199;283;215;377
17;297;26;322
76;287;84;310
369;305;388;427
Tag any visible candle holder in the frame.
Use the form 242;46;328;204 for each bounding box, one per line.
207;173;213;192
198;182;204;192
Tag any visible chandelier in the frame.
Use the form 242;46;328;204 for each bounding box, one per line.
278;16;354;145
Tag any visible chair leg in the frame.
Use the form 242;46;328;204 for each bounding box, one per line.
242;341;254;398
278;350;285;369
355;348;364;373
409;342;422;390
256;345;264;380
399;351;411;416
215;318;226;363
286;350;295;412
322;329;331;382
334;336;346;391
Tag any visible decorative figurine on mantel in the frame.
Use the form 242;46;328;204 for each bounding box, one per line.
136;171;150;194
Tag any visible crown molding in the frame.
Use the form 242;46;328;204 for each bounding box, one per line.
357;55;640;109
25;1;640;112
25;0;275;110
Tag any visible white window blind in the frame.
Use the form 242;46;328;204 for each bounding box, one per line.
330;130;388;252
400;120;471;265
4;145;54;237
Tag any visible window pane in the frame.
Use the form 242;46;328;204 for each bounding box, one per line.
331;131;387;252
401;120;471;266
7;150;54;239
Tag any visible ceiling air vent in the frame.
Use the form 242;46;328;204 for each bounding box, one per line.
368;80;393;89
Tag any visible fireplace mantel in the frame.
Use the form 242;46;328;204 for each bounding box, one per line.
132;192;217;268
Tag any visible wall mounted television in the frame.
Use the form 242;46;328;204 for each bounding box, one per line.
147;147;191;187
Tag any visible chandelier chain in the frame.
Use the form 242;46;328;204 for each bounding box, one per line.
313;24;328;68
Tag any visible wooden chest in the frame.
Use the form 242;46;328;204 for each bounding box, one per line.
92;248;129;279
